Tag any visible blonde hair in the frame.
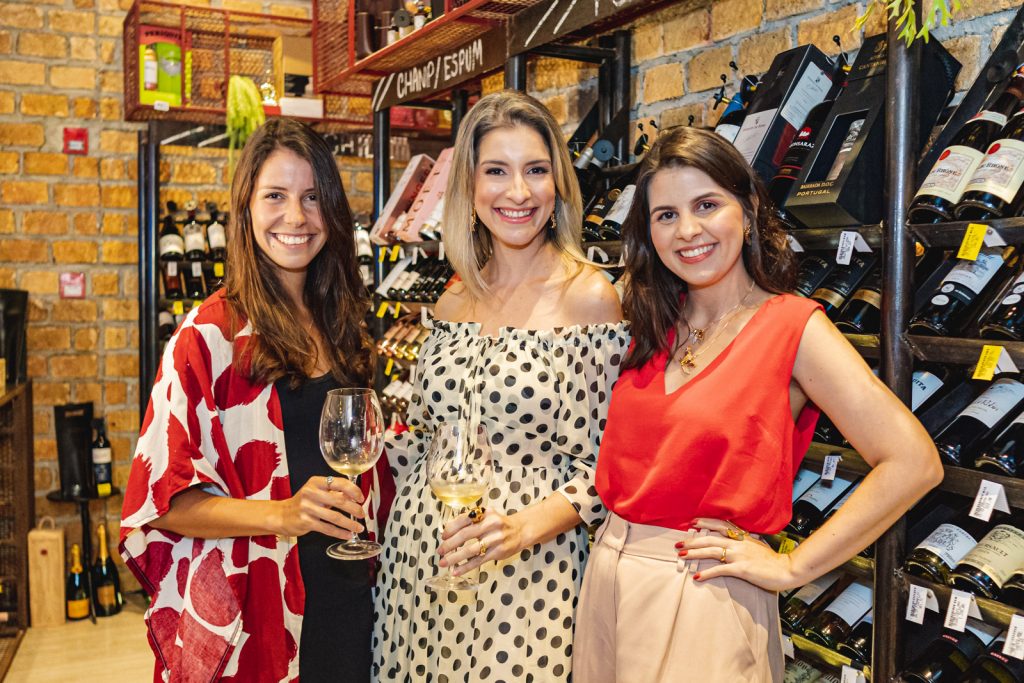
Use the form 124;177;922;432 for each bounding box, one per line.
442;90;587;301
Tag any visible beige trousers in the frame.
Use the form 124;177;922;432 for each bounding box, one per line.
573;513;784;683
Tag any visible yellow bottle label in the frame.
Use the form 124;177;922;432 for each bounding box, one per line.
67;598;89;619
97;585;117;609
97;482;111;497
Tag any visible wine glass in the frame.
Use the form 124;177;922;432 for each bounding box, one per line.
426;421;493;592
319;388;385;560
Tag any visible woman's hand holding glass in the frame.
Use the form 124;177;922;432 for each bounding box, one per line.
438;508;526;576
275;475;366;539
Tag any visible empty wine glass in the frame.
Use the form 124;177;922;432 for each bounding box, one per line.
320;388;385;560
426;421;493;592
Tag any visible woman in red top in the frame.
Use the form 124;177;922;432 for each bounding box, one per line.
573;126;941;682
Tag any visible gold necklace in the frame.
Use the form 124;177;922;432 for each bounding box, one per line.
677;281;756;374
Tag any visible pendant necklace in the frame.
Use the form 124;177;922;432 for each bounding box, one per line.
677;280;756;374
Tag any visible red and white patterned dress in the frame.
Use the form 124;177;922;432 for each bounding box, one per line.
120;290;391;683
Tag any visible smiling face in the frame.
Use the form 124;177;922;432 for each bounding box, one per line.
648;165;751;291
473;124;556;250
249;147;326;286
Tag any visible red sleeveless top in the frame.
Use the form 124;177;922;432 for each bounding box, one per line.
596;294;822;534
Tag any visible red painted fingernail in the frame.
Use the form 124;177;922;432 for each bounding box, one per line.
678;550;687;557
693;573;701;580
674;542;684;549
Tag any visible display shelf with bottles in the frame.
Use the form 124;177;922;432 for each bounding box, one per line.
784;629;872;681
0;383;32;675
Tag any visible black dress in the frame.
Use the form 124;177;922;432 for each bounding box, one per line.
275;374;372;683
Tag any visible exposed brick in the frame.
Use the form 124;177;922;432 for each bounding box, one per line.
20;271;59;295
100;97;121;121
100;130;137;154
2;180;48;204
0;269;13;288
34;438;57;463
530;57;598;93
74;212;99;235
103;326;128;348
99;158;125;180
0;122;44;147
766;0;822;20
99;39;116;64
52;300;96;322
688;45;733;94
643;63;684;104
958;0;1017;20
0;238;48;262
993;24;1009;51
0;30;10;54
73;97;96;118
270;4;308;18
101;185;136;208
23;211;69;235
798;5;863;56
50;354;99;378
92;272;120;296
33;411;48;435
54;183;100;207
711;0;762;41
50;65;95;90
20;93;68;117
73;157;99;178
541;94;568;126
0;210;12;234
100;213;125;235
18;32;66;59
24;152;68;175
53;240;98;264
102;299;137;321
0;4;44;29
70;36;96;61
27;355;46;376
0;59;45;86
27;326;69;350
97;15;122;36
739;29;793;76
99;70;121;93
0;91;13;114
74;382;102;405
944;35;982;93
0;152;17;174
354;171;373;194
105;380;127;404
171;161;218;185
124;270;138;296
633;21;663;62
32;382;70;405
102;241;137;264
223;0;262;11
74;328;98;351
105;354;138;378
660;103;707;129
663;8;710;54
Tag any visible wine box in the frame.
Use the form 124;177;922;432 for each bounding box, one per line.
28;518;65;627
399;147;455;242
784;34;961;227
370;153;435;245
54;402;96;499
732;44;834;183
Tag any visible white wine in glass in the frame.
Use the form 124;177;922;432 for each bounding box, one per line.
319;388;385;560
426;421;493;592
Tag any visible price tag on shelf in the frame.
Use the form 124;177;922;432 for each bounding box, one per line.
905;584;938;624
836;230;872;265
213;263;224;278
786;234;804;253
821;454;842;482
983;225;1008;247
378;247;387;263
840;665;866;683
778;537;798;554
972;345;1019;381
1005;614;1024;660
376;301;389;318
970;479;1011;521
438;242;445;261
421;305;432;326
390;245;402;262
384;358;394;377
411;247;419;265
945;589;982;631
782;635;795;659
958;223;989;260
172;300;184;316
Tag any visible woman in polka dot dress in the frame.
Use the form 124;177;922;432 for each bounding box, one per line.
372;91;628;682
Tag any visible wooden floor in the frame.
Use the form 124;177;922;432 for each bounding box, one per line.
6;595;153;682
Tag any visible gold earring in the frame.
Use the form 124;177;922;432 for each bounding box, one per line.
743;224;751;243
471;208;477;233
550;211;557;232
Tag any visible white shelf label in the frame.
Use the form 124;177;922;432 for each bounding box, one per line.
1005;614;1024;660
836;230;873;265
841;665;867;683
906;584;939;624
782;634;795;659
821;454;842;482
787;234;805;253
970;479;1011;522
944;589;981;631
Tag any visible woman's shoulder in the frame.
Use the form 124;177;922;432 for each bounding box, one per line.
434;281;470;322
560;264;623;326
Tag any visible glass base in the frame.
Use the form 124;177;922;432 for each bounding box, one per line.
425;572;479;592
326;539;382;561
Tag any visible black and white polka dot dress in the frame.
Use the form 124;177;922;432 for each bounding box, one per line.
372;320;629;682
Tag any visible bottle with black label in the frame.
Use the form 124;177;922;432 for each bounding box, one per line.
803;580;872;649
911;65;1024;224
780;570;849;631
159;209;185;300
66;543;89;621
910;247;1017;337
836;610;872;666
980;269;1024;341
834;267;883;334
786;474;860;536
900;620;1002;682
933;375;1024;466
958;631;1024;683
793;255;836;298
956;106;1024;221
904;508;991;583
810;254;877;319
949;513;1024;599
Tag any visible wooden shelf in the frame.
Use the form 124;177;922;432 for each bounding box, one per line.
767;529;875;580
844;334;881;359
907;335;1024;366
804;442;873;477
783;629;872;680
786;225;884;251
911;217;1024;249
936;463;1024;508
903;573;1024;631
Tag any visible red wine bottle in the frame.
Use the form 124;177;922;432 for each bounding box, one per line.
834;266;883;333
810;254;877;319
900;620;1002;682
904;508;990;583
779;570;848;631
949;513;1024;599
793;255;836;298
802;580;872;649
956;107;1024;221
837;610;872;667
159;210;185;300
933;375;1024;466
975;405;1024;476
958;631;1024;683
786;474;860;536
980;268;1024;341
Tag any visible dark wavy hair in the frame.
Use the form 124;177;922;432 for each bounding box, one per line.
224;117;372;387
622;125;797;371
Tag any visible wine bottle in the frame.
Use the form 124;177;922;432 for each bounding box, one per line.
824;118;866;182
573;145;609;207
834;266;883;334
786;474;860;536
598;185;636;241
91;418;112;498
66;543;89;621
836;610;872;666
206;203;227;261
812;414;846;446
910;66;1024;224
910;247;1018;337
714;71;759;143
820;480;861;525
159;211;185;301
980;269;1024;341
91;523;122;617
803;580;872;649
782;659;824;683
949;514;1024;599
792;468;821;502
975;400;1024;476
904;508;990;583
958;630;1024;683
793;255;836;298
780;570;848;631
158;309;175;341
933;375;1024;467
900;620;1002;682
912;364;955;414
810;254;877;319
582;189;621;242
956;106;1024;221
999;567;1024;609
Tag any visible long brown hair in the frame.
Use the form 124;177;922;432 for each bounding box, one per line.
622;126;797;370
224;117;371;387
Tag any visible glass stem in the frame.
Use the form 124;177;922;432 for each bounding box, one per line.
341;474;362;549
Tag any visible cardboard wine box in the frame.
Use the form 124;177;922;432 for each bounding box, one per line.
370;153;435;245
784;34;961;228
399;147;455;242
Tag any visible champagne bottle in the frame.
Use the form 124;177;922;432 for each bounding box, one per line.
911;65;1024;224
910;247;1018;337
933;375;1024;467
810;254;877;319
780;570;848;631
159;210;184;300
834;267;883;334
958;631;1024;683
91;523;122;617
786;474;860;536
949;514;1024;599
802;580;872;649
904;508;990;583
91;418;112;498
901;620;1002;682
980;269;1024;341
957;107;1024;221
793;255;836;298
836;610;872;666
66;543;89;621
158;309;175;341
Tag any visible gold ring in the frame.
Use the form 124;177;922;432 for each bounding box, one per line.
478;541;488;557
720;547;728;563
726;527;747;541
468;506;486;523
325;475;334;491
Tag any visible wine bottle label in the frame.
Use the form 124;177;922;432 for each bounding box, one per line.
166;261;178;277
824;581;872;626
965;138;1024;203
810;287;845;308
915;523;979;569
159;233;184;256
183;229;205;254
67;597;89;619
191;262;202;277
911;371;945;412
825;481;859;515
733;108;778;163
959;524;1024;587
795;257;834;297
796;474;855;512
97;584;117;608
603;185;636;227
915;145;987;203
931;251;1005;307
783;660;821;683
780;63;831;130
792;468;820;502
715;123;741;143
858;611;874;626
959;380;1024;429
790;572;841;606
207;224;226;250
965;618;1002;647
998;271;1024;307
971;110;1011;128
850;288;881;308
